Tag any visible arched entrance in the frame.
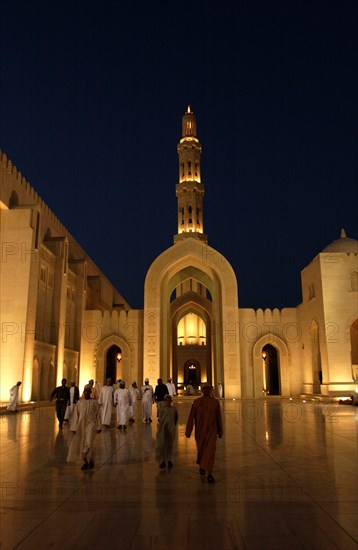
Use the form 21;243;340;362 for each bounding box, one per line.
106;345;122;384
95;336;131;388
143;238;241;398
310;320;322;393
68;364;78;384
40;361;49;400
32;358;39;400
253;335;289;397
184;359;201;387
172;305;211;388
49;363;55;396
262;344;280;395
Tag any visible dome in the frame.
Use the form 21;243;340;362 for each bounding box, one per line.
322;229;358;253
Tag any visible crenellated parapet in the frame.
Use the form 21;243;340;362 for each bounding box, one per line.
0;150;131;311
239;306;299;345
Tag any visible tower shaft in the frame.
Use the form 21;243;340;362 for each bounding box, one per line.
174;106;207;244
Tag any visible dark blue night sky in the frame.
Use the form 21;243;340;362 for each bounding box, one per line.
1;1;357;309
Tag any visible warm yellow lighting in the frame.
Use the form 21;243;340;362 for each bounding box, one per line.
187;105;191;113
262;350;267;392
334;396;353;401
180;175;202;184
328;384;355;392
177;313;207;345
116;353;122;362
22;358;33;402
179;137;199;144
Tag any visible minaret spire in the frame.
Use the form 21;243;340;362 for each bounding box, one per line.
174;106;207;244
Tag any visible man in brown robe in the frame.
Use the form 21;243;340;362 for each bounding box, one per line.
185;383;223;483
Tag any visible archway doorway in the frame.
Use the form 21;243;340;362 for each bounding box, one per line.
32;358;39;400
184;359;201;388
262;344;280;395
310;321;322;392
351;319;358;383
171;297;212;390
106;345;122;384
40;361;49;400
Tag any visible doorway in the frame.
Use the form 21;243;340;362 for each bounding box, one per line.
106;345;122;384
184;359;201;388
262;344;280;395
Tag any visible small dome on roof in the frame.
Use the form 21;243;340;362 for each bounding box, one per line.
322;229;358;253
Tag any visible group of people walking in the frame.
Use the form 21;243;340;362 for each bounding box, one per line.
6;376;223;483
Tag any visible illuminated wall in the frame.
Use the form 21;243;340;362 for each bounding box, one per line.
177;312;206;346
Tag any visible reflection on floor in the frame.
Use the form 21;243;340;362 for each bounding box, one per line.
1;398;357;550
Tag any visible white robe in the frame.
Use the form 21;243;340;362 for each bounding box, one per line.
98;385;114;425
7;385;20;411
64;386;77;421
67;398;101;462
114;388;132;425
129;387;139;417
166;382;176;397
141;384;154;419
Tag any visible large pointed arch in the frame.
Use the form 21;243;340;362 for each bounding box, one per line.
143;237;241;398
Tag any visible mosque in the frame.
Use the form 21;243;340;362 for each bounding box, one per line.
1;107;357;404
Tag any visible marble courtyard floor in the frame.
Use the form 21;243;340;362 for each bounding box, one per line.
0;398;357;550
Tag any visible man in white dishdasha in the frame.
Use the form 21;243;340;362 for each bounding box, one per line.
114;380;132;431
67;384;102;471
98;377;114;427
7;381;22;412
141;378;154;423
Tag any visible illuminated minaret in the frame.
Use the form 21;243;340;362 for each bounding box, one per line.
174;106;207;243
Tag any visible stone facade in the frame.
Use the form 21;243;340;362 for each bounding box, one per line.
0;152;130;402
1;109;357;403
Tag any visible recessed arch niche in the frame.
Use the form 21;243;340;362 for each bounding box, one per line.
253;335;290;397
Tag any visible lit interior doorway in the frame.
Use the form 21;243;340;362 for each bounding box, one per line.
106;345;122;384
351;320;358;364
262;344;280;395
184;359;201;388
